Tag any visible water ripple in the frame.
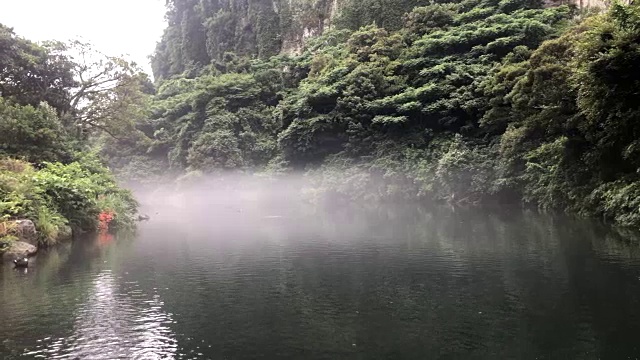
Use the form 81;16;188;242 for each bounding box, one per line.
24;271;177;359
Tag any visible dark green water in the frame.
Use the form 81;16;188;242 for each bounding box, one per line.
2;203;640;359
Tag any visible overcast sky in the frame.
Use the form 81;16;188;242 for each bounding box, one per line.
0;0;168;76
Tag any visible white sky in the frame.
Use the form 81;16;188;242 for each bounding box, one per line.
0;0;168;76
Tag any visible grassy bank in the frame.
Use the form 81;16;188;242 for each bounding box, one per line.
0;157;137;249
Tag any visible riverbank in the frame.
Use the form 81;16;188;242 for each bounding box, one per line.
0;157;138;262
0;219;73;262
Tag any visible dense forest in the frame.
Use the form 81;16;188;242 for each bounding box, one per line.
4;0;640;241
0;26;140;250
104;0;640;227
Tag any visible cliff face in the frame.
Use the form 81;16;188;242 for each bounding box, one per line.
151;0;342;80
280;0;340;55
151;0;430;80
574;0;607;8
545;0;629;9
156;0;616;80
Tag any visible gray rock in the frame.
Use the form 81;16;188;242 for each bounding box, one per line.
2;241;37;262
13;220;37;245
57;225;73;241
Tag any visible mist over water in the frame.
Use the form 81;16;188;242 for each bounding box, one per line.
2;174;640;359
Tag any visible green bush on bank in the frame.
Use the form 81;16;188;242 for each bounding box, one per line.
0;156;137;246
0;98;74;164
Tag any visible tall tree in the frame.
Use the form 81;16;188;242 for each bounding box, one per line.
61;41;153;140
0;24;76;114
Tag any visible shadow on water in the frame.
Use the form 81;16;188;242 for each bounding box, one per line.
1;198;640;359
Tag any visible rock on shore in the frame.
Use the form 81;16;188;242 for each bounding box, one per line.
2;241;37;261
13;219;37;245
1;219;38;263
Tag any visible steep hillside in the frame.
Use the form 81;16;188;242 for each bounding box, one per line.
111;0;640;228
151;0;431;80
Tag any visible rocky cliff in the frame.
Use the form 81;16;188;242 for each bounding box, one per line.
152;0;335;80
151;0;430;80
545;0;630;9
151;0;626;81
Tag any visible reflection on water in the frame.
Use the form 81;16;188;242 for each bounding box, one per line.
24;270;177;359
1;203;640;359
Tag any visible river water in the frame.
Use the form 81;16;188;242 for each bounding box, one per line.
2;195;640;359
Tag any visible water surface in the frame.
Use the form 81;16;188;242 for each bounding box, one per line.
2;201;640;359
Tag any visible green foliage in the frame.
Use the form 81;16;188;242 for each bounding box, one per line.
0;99;74;163
149;61;292;172
0;159;41;218
1;24;153;172
154;0;284;80
35;206;68;247
335;0;432;31
572;6;640;180
0;25;142;240
188;130;244;170
96;192;138;231
403;4;458;39
146;0;640;228
152;0;434;80
0;25;76;114
33;162;102;230
0;156;137;243
33;155;134;230
589;179;640;227
478;1;640;223
0;234;17;253
64;42;154;139
435;135;496;203
0;216;18;251
0;159;67;246
275;4;571;166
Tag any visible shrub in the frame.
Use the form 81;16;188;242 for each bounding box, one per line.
35;206;68;247
0;99;74;163
96;192;138;231
0;156;137;242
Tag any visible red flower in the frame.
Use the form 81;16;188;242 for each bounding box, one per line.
98;210;115;232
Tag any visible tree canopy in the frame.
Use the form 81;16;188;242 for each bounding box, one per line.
0;25;140;239
134;0;640;226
